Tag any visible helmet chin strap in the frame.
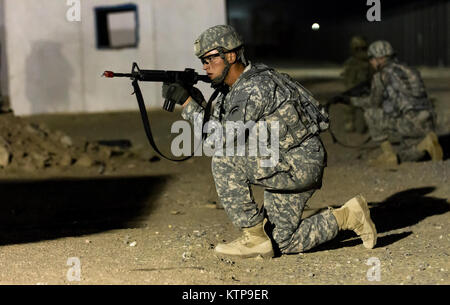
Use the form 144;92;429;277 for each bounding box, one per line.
211;49;232;89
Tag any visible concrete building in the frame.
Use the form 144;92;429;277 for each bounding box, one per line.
0;0;226;115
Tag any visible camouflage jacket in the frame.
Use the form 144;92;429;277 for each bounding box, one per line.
351;59;432;117
342;54;372;90
181;62;326;174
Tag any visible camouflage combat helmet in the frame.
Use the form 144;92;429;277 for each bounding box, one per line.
350;36;368;50
367;40;395;58
194;25;244;58
194;25;247;88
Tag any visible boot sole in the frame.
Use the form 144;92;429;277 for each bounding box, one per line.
215;249;275;259
214;241;275;259
354;195;377;249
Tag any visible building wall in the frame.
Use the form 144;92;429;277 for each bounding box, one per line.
0;0;9;98
331;1;450;67
3;0;225;115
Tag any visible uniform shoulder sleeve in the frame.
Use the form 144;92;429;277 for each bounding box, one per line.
240;75;280;123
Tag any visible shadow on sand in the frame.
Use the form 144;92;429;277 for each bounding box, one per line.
438;133;450;160
310;187;449;252
0;175;171;245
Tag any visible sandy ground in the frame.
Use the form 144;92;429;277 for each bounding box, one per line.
0;76;448;287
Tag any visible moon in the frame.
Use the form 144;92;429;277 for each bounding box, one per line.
312;23;320;31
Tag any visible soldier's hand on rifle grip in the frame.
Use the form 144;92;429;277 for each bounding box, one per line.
162;82;191;106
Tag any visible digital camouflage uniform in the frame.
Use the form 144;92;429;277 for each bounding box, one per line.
341;36;372;133
351;58;435;162
182;63;339;253
342;42;371;90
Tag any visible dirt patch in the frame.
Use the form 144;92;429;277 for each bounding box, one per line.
0;78;448;286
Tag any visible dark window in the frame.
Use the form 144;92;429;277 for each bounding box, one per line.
95;4;139;49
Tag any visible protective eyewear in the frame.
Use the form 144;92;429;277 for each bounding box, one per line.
200;53;222;65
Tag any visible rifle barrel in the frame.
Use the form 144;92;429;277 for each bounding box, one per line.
103;69;211;84
103;71;132;78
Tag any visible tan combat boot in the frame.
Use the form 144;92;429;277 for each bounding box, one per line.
369;140;398;168
331;195;377;249
215;221;274;258
417;132;443;161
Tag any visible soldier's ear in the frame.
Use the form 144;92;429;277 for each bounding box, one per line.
226;51;237;64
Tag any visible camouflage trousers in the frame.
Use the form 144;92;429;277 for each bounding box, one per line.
364;109;434;162
211;136;339;254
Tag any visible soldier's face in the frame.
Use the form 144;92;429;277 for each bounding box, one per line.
370;57;387;70
201;50;226;80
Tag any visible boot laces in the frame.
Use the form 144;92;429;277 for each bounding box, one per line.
227;232;251;247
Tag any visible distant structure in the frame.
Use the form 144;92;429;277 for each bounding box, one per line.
0;0;225;115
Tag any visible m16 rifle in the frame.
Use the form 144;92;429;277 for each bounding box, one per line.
327;80;371;107
325;80;371;148
103;62;214;161
103;62;211;112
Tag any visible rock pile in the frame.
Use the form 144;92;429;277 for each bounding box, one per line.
0;113;125;172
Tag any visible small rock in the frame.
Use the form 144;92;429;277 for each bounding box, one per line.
75;154;93;167
59;153;73;166
30;152;48;169
99;146;112;160
220;257;235;265
25;124;47;138
406;275;413;281
182;251;192;261
97;164;106;174
129;241;137;247
85;239;91;244
308;272;315;278
0;137;11;167
193;230;206;237
60;135;73;147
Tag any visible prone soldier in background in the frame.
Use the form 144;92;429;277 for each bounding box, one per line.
350;40;443;166
161;25;377;258
340;36;373;133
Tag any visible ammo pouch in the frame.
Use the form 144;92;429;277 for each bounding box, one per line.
265;102;312;151
265;70;330;151
384;61;433;116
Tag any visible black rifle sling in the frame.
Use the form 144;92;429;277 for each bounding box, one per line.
132;79;218;162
